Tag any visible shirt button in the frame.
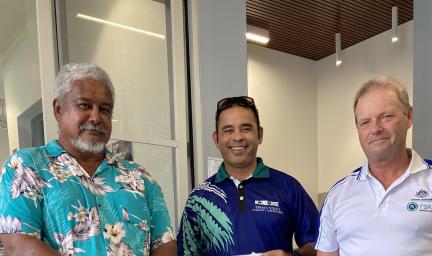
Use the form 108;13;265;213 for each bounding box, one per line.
240;196;244;200
239;185;243;189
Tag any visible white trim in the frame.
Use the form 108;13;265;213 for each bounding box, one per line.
169;0;190;227
110;135;179;148
188;0;205;186
36;0;57;144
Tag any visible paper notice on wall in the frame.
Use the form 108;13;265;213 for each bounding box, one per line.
207;157;223;177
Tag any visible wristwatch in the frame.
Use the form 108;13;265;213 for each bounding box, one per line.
291;250;302;256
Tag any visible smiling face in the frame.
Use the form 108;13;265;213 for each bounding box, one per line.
355;85;412;163
213;106;263;174
54;79;113;156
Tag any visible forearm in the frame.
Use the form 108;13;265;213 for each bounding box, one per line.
0;234;61;256
296;242;316;256
151;240;177;256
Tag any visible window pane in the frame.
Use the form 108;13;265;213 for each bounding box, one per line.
0;0;42;164
58;0;174;141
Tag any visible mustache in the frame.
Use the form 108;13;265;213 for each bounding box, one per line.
79;123;106;134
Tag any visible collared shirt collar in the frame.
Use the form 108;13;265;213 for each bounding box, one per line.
45;140;116;176
359;149;430;180
46;139;114;159
214;157;269;183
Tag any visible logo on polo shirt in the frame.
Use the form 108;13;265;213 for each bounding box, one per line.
407;202;418;211
415;189;429;198
410;188;432;202
252;200;283;214
255;200;279;207
407;189;432;213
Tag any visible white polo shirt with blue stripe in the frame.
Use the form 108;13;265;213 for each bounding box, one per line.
315;149;432;256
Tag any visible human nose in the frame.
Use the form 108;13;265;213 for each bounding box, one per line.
232;129;244;141
370;119;383;133
88;106;102;123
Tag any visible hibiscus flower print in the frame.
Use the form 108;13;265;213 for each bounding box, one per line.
116;170;145;195
48;164;71;182
104;222;126;245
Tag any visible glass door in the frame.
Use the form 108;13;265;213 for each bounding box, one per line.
54;0;190;229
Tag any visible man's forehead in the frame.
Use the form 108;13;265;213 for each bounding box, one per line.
69;80;112;96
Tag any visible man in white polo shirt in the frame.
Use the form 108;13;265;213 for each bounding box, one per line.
315;76;432;256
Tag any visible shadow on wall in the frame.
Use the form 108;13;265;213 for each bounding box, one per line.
318;192;328;210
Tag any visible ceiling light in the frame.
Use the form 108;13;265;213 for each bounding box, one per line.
246;25;270;45
76;14;165;39
335;33;342;66
391;6;398;43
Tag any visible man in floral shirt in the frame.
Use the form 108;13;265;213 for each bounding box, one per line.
0;63;176;255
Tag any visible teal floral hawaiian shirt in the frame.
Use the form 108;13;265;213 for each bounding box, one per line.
0;140;174;255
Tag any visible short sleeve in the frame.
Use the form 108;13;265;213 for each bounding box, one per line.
176;194;203;256
145;179;175;252
0;152;44;238
290;179;320;247
314;193;339;252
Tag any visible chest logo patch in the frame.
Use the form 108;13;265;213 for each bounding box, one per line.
252;200;283;214
406;188;432;213
415;189;429;198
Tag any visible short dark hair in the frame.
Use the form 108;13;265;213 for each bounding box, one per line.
215;96;260;131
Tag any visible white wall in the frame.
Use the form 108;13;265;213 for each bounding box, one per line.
247;22;413;200
0;64;10;164
0;129;9;164
248;44;318;203
316;21;413;193
413;0;432;159
0;63;9;163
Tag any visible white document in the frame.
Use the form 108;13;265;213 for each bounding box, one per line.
207;157;223;177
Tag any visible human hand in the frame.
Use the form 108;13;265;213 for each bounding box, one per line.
262;249;290;256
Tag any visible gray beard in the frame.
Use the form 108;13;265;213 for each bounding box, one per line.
72;137;105;154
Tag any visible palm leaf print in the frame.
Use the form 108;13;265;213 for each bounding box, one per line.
0;216;22;233
185;195;234;252
72;207;100;240
10;165;52;202
181;214;201;254
50;153;115;195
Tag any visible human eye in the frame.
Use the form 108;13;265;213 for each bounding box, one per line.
100;106;112;115
222;127;234;133
241;126;253;132
358;120;370;128
77;102;90;110
381;113;394;121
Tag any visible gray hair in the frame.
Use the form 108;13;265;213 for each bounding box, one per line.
54;63;115;103
353;76;410;114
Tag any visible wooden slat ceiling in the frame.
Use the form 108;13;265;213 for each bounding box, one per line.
246;0;413;61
